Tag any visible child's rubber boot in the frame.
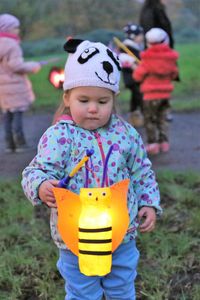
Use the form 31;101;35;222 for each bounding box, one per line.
160;142;170;153
145;143;160;155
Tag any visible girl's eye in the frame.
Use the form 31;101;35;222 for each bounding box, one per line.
99;98;110;104
99;97;111;104
79;99;88;103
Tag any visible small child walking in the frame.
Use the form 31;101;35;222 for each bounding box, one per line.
22;39;161;300
133;28;179;155
0;14;41;153
119;23;144;127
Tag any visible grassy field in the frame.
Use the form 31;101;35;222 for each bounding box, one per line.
0;171;200;299
29;43;200;113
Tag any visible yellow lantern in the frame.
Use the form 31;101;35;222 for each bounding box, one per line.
53;179;130;276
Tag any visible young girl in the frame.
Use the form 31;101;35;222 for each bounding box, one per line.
133;28;179;155
22;39;161;300
0;13;41;153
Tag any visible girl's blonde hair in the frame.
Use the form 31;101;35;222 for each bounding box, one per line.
52;91;70;125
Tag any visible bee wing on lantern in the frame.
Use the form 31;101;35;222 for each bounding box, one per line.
53;187;81;256
110;178;130;252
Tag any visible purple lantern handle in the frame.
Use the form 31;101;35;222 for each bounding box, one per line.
101;145;114;187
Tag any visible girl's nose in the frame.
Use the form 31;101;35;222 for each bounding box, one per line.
88;103;98;113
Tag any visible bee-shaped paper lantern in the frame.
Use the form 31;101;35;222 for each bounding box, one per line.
53;147;130;276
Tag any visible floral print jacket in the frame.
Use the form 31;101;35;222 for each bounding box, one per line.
22;114;161;249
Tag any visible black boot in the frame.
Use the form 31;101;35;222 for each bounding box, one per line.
14;133;29;153
5;136;15;153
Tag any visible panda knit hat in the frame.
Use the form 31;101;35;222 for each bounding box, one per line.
63;39;121;94
0;14;20;32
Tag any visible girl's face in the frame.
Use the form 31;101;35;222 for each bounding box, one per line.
134;34;144;45
63;86;114;130
9;27;20;35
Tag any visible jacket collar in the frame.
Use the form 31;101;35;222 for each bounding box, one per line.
0;32;20;42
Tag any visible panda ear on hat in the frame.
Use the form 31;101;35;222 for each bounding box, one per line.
63;39;84;53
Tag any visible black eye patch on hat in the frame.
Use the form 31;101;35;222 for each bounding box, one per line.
107;49;121;71
78;47;100;64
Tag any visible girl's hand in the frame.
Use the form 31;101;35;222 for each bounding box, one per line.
32;64;41;73
38;179;59;208
138;206;156;233
132;61;138;70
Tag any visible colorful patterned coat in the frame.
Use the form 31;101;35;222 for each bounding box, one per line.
22;114;161;249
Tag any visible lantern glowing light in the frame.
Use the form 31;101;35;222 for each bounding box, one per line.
78;187;112;276
48;66;64;89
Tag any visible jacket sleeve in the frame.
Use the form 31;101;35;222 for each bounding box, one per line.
7;42;40;74
128;129;162;214
133;62;147;83
21;125;71;206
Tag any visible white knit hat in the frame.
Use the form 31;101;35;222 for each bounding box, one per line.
145;28;169;45
63;39;121;94
0;14;20;32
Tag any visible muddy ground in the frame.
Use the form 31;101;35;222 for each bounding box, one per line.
0;110;200;180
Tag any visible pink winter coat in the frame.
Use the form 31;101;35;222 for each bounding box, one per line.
133;44;179;101
0;35;40;112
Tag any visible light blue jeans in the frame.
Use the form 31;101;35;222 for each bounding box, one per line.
57;239;139;300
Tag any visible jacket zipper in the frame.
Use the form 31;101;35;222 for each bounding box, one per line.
94;132;109;186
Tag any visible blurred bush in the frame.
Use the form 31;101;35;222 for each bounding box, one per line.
22;38;66;57
175;28;200;43
77;28;124;45
22;29;124;57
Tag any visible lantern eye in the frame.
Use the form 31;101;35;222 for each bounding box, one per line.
88;192;93;196
102;192;106;196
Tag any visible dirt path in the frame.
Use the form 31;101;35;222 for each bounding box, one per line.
0;111;200;179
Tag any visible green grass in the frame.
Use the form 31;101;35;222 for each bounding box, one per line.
136;171;200;299
29;54;66;111
29;43;200;113
0;181;65;300
0;171;200;299
173;43;200;98
172;94;200;111
171;43;200;111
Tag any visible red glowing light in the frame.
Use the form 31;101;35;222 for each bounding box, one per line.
48;67;64;89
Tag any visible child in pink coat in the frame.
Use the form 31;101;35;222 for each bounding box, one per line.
133;28;179;155
0;14;41;153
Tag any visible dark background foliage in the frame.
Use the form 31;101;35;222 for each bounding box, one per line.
0;0;200;56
